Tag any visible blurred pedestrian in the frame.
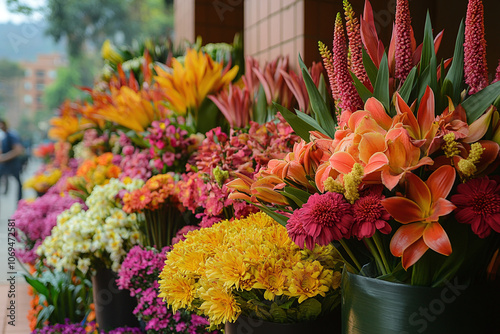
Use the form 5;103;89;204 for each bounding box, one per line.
0;119;24;201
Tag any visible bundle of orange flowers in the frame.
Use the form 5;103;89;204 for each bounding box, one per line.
67;153;121;200
123;174;186;248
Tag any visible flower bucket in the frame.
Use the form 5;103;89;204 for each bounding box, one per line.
225;312;341;334
341;269;500;334
92;268;139;331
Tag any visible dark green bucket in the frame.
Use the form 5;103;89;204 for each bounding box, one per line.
341;269;500;334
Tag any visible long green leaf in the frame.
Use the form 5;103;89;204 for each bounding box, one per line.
398;67;417;103
256;205;289;226
351;71;373;102
298;55;337;137
24;274;50;298
318;73;330;105
254;84;269;124
373;53;390;113
363;47;378;85
274;103;322;141
295;109;329;135
462;80;500;123
420;11;434;71
443;20;465;104
283;186;312;204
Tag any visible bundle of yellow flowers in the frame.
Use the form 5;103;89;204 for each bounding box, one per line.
24;168;62;194
158;212;342;328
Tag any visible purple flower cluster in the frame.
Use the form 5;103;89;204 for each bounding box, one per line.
12;193;82;264
117;246;215;334
145;119;200;174
31;320;142;334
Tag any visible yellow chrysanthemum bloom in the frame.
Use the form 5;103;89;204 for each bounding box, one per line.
158;212;342;326
285;261;333;303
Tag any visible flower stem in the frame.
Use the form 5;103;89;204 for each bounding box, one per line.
339;239;362;272
364;238;387;275
372;232;391;273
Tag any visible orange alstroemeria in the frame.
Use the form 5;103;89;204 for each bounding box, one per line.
381;165;457;269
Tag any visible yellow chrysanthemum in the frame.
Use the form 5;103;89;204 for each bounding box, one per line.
198;286;241;325
253;259;287;300
285;261;333;303
158;273;196;313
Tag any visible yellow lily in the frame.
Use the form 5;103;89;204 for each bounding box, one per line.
155;49;239;115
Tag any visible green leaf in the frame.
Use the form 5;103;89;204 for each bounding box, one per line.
254;84;269;124
270;303;288;323
420;12;434;71
24;274;50;299
295;109;329;136
318;74;330;105
373;53;390;113
398;67;417;103
297;298;322;321
279;298;295;310
362;47;378;86
275;103;322;141
256;205;289;226
350;71;373;102
283;186;312;204
280;192;302;209
298;55;337;137
36;305;55;329
443;20;465;104
462;80;500;123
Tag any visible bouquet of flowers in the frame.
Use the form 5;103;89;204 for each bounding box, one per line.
13;193;81;264
24;168;62;194
37;178;144;274
33;143;55;164
122;174;186;248
158;212;343;328
117;246;216;334
228;0;500;286
67;153;122;200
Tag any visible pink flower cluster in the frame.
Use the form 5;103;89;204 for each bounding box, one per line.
146;119;200;174
117;246;216;334
12;193;82;264
179;116;298;226
287;187;391;249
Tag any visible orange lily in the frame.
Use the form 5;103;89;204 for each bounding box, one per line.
381;165;456;269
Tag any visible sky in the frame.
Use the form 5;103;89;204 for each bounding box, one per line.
0;0;44;24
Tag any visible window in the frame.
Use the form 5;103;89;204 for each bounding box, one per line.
25;69;32;77
36;83;44;91
48;70;57;79
24;82;32;90
23;95;33;104
36;94;42;104
36;70;45;78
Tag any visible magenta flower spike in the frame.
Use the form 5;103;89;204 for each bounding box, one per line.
464;0;488;94
394;0;412;82
333;12;363;114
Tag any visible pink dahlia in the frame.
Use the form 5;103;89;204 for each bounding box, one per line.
351;187;391;240
451;176;500;238
288;192;353;249
287;211;317;250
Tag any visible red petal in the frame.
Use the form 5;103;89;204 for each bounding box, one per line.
395;93;420;139
423;222;452;256
426;165;456;202
329;152;356;174
405;173;432;212
390;223;427;257
402;237;429;269
427;198;456;222
382;197;423;224
381;169;403;191
364;152;389;174
364;97;393;130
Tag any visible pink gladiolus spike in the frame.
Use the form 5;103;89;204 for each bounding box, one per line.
395;0;413;82
464;0;488;94
333;13;364;113
319;41;340;103
344;0;372;91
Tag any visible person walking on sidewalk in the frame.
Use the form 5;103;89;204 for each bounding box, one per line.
0;119;24;202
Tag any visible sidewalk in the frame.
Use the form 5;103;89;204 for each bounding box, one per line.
0;283;32;333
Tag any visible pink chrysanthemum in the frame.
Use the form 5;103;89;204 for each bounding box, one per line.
395;0;413;82
333;12;363;113
451;176;500;238
288;192;353;249
464;0;488;94
351;187;391;240
286;211;317;250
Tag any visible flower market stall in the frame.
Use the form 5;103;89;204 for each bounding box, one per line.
13;0;500;333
